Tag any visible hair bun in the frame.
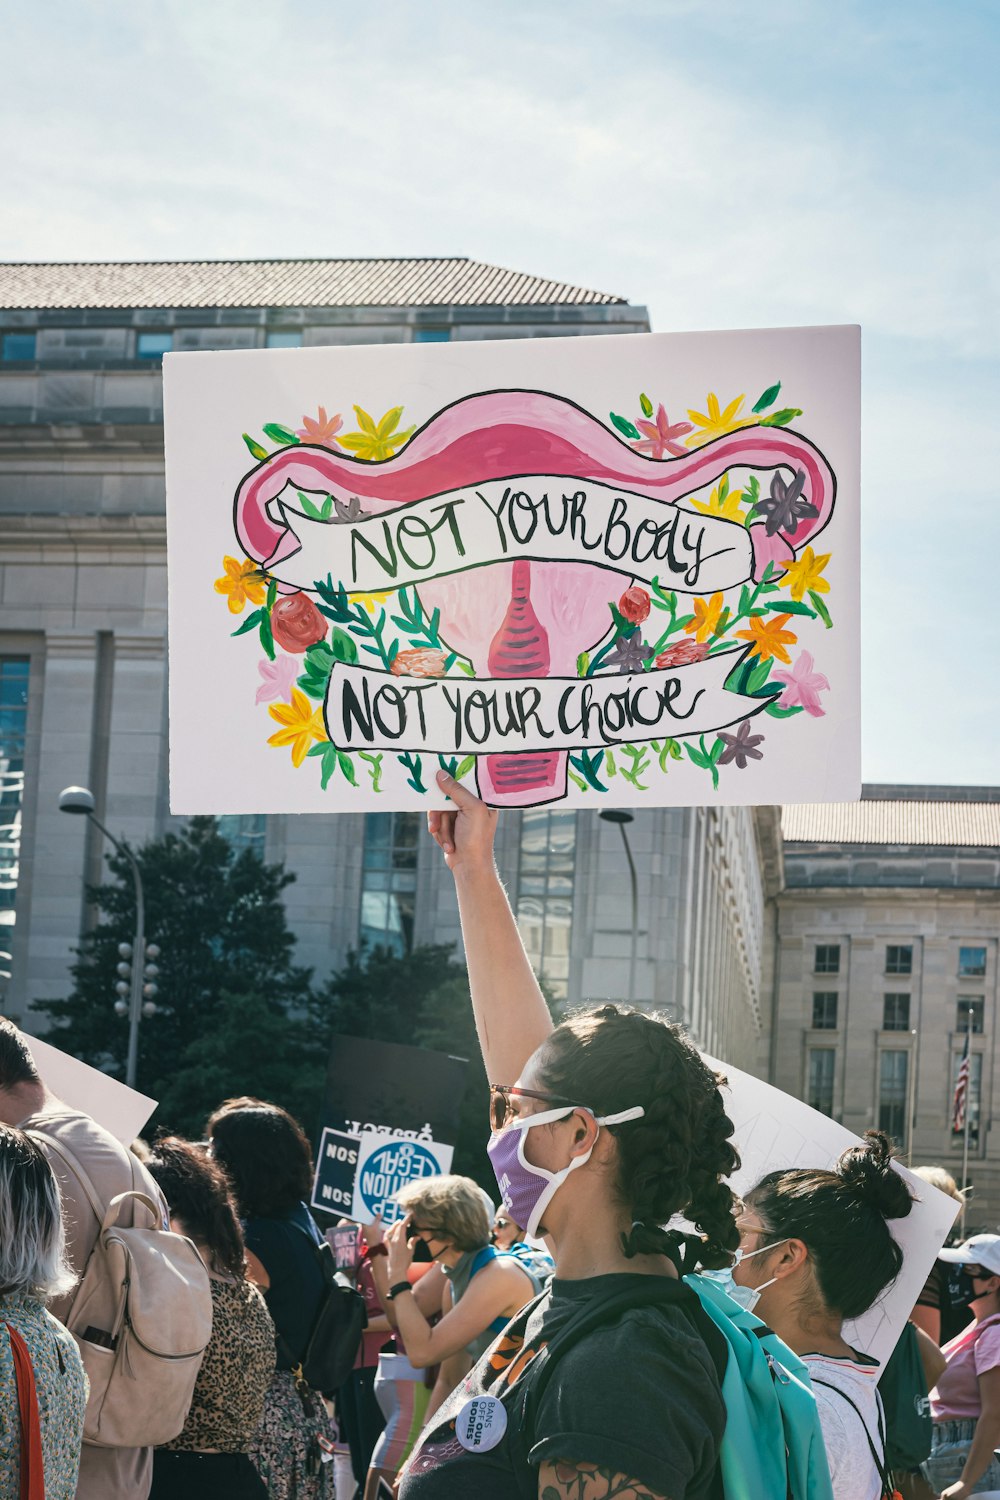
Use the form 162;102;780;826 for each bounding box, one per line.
837;1130;913;1221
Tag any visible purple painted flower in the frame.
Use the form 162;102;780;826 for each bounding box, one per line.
718;718;765;768
255;654;299;705
331;496;366;524
752;469;818;537
607;635;654;674
771;650;830;717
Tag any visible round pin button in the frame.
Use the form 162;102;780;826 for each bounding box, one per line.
454;1394;508;1453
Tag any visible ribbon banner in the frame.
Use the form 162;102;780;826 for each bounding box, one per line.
326;649;761;755
269;476;755;597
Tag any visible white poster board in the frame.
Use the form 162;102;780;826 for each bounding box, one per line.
712;1056;961;1363
23;1033;158;1144
165;326;860;813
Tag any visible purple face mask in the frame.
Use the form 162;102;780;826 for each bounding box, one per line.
486;1102;645;1239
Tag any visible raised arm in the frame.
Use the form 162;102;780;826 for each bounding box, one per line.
428;770;553;1085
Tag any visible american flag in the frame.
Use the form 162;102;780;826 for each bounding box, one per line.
953;1032;971;1133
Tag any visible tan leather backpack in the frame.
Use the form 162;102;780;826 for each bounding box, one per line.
30;1132;213;1448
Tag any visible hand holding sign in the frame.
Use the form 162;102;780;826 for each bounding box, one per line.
427;768;497;869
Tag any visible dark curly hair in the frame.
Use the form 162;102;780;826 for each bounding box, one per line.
146;1135;246;1279
536;1004;740;1268
206;1096;313;1220
746;1129;913;1320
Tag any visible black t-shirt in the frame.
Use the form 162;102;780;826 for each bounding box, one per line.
243;1201;324;1369
398;1272;724;1500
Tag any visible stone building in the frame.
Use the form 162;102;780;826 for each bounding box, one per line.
773;784;1000;1222
0;256;777;1072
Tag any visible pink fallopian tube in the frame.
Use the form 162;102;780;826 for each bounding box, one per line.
234;391;836;806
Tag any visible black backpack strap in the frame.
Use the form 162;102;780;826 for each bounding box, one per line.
811;1376;894;1498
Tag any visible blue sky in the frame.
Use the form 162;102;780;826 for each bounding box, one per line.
5;0;998;785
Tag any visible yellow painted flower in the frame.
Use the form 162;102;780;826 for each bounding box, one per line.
691;477;746;524
339;405;416;462
214;556;266;614
686;393;755;447
736;613;798;664
349;590;393;614
267;688;328;768
780;546;831;603
684;592;725;643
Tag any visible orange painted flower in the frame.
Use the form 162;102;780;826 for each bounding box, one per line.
267;688;328;767
297;406;344;446
683;592;725;643
214;556;266;615
736;612;798;664
390;649;447;678
685;392;755;447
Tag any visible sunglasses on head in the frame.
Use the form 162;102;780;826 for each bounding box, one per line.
489;1084;582;1133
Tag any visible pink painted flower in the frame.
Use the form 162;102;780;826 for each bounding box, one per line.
632;403;693;459
255;655;299;706
297;406;344;446
771;650;830;717
656;640;710;668
270;592;328;653
390;649;447;678
618;586;651;625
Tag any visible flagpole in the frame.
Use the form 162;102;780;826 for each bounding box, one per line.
962;1004;973;1237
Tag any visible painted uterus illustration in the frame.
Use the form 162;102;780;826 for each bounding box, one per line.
234;389;835;807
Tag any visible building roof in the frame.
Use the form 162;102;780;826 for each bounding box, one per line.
782;793;1000;848
0;257;627;311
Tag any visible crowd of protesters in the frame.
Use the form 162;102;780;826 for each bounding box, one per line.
2;776;999;1499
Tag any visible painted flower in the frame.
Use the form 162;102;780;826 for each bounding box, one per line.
297;406;344;446
685;393;754;447
691;477;746;524
736;612;798;664
631;404;693;459
607;635;654;674
718;718;765;768
267;688;328;767
390;649;447;678
684;592;725;643
656;639;710;668
780;545;831;602
214;556;266;615
618;586;651;625
751;469;818;538
270;592;328;653
349;590;394;614
771;650;830;716
339;405;416;462
255;655;299;705
331;496;366;524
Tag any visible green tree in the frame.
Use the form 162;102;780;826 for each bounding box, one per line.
37;818;319;1134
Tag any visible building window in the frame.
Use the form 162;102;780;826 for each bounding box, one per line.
217;814;266;860
1;332;36;361
360;812;419;957
0;659;29;991
883;994;911;1032
266;331;302;348
952;1050;983;1138
807;1049;835;1117
517;809;576;1002
413;328;451;343
814;944;840;975
958;946;987;978
956;997;985;1035
878;1050;909;1145
136;331;173;360
811;992;838;1030
886;945;913;975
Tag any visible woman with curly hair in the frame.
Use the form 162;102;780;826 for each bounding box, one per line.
145;1136;276;1499
397;773;741;1500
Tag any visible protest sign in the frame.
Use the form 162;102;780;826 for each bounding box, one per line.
165;325;860;812
709;1055;960;1364
24;1032;157;1143
311;1035;469;1224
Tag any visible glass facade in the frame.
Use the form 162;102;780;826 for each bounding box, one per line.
2;332;36;361
516;809;576;1002
811;992;838;1029
883;993;911;1031
959;946;987;978
957;996;985;1035
0;659;29;991
814;944;840;974
807;1048;835;1116
878;1050;909;1144
217;814;266;860
886;945;913;975
360;812;419;957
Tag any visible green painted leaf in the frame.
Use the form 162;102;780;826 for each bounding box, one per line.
746;475;761;505
761;408;803;427
748;658;773;691
752;381;781;414
457;660;475;677
456;755;476;779
576;651;590;677
766;702;804;719
809;591;834;629
263;423;300;445
685;743;709;770
337;751;358;786
259;611;275;661
319;745;339;790
266;579;277;610
306;742;328;757
668;738;683;760
298;493;323;520
639;392;653;418
242;433;268;461
709;736;726;764
320;496;334;520
610;412;641;441
769;599;816;617
231;609;263;637
328;628;359;664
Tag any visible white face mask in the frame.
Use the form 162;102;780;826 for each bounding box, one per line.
705;1238;789;1314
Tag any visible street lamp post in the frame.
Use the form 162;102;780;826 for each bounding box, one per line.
58;786;156;1089
599;809;638;1004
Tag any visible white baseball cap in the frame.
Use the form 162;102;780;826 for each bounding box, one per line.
939;1234;1000;1277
